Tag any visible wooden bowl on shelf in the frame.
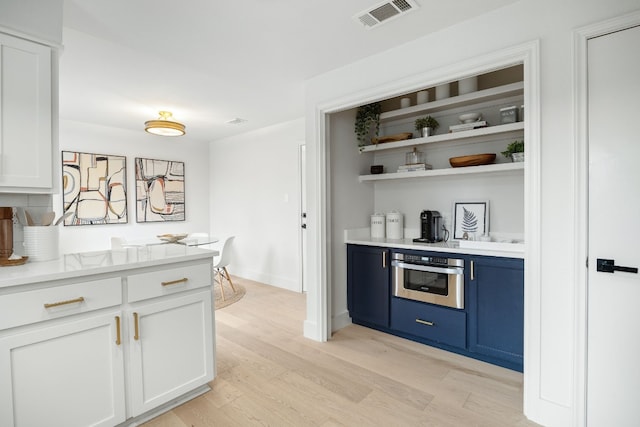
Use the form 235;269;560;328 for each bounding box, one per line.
371;132;413;144
449;153;496;168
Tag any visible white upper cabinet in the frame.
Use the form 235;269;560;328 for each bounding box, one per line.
0;32;55;193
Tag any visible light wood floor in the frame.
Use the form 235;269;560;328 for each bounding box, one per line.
143;277;539;427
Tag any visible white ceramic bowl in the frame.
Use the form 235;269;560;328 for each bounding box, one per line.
459;112;481;123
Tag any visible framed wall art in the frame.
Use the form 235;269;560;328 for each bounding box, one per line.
452;201;489;240
135;157;185;222
61;151;128;226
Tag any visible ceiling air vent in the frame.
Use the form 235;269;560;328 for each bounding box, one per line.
353;0;419;29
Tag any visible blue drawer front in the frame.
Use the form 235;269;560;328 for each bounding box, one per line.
391;297;466;349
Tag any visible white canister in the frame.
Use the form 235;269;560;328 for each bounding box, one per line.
458;76;478;95
416;90;429;104
23;226;60;261
400;97;411;108
435;83;450;100
386;211;404;240
370;213;386;239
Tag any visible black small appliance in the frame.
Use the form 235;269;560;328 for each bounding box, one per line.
412;210;443;243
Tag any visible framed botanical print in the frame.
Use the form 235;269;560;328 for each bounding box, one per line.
452;201;489;240
135;157;185;222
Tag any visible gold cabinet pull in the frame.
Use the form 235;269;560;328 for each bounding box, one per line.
416;318;435;326
161;277;188;286
133;312;140;341
470;260;475;281
115;316;121;346
43;296;85;309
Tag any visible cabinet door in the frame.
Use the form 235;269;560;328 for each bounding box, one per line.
467;256;524;370
0;33;53;191
128;289;215;416
0;311;126;427
347;245;390;328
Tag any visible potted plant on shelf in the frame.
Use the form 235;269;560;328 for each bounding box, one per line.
501;140;525;162
414;116;439;137
354;102;382;147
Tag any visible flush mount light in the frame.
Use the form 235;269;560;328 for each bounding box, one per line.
144;111;185;136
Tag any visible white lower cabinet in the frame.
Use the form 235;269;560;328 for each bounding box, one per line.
0;310;126;427
128;289;214;416
0;256;215;427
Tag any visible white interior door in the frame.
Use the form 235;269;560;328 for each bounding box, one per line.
587;24;640;426
299;143;307;292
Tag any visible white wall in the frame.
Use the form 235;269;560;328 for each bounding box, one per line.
304;1;640;426
209;118;305;292
53;119;211;254
0;0;63;45
329;110;375;329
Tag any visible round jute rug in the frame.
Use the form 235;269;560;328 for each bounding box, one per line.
214;279;246;310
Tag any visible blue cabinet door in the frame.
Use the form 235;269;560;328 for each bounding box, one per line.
467;256;524;371
347;245;390;328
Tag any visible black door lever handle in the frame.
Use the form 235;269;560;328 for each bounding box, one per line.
596;258;639;274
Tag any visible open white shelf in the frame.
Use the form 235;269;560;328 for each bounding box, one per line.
359;121;524;154
379;81;524;123
358;161;524;182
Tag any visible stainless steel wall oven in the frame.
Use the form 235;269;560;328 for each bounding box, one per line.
391;252;465;309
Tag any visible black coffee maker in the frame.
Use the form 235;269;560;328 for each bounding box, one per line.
413;210;443;243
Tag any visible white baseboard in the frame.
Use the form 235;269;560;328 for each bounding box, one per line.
331;309;352;333
232;267;301;292
304;319;323;341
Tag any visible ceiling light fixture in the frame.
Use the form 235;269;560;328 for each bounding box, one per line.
144;111;186;136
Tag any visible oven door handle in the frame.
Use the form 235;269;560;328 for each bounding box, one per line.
391;260;463;275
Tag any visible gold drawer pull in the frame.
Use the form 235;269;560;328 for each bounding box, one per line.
415;318;435;327
115;316;121;346
161;277;188;286
133;312;140;341
44;296;85;309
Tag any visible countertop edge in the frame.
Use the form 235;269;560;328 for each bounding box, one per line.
0;247;217;289
345;238;525;259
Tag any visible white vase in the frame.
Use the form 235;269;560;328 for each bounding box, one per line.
511;152;525;162
435;83;450;100
458;76;478;95
416;90;429;104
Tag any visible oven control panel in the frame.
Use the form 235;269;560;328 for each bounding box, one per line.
393;252;463;268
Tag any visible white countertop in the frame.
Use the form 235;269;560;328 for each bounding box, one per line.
345;228;524;259
0;245;218;289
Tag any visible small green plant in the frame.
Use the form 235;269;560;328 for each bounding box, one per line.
414;116;439;131
501;140;525;158
354;102;382;146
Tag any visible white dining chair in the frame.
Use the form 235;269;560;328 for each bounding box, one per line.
213;236;236;300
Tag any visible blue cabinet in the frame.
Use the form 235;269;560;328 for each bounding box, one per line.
347;244;390;328
467;256;524;371
346;245;524;372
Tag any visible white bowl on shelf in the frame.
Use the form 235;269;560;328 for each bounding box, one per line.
459;112;482;123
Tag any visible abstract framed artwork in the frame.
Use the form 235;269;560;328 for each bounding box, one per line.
452;201;489;240
61;151;128;226
135;157;185;222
